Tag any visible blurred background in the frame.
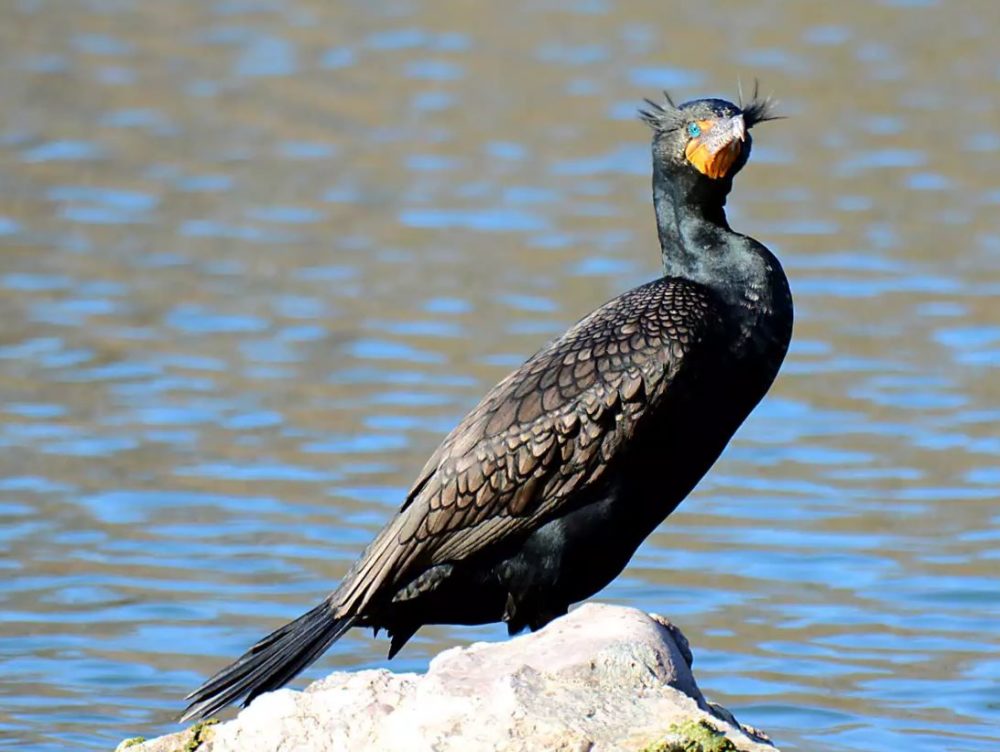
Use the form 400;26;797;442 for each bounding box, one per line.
1;1;998;750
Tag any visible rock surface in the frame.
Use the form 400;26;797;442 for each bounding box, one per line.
118;603;778;752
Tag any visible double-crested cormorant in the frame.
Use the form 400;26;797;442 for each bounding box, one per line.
181;88;793;722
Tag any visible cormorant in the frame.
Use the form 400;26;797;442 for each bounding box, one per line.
181;87;793;722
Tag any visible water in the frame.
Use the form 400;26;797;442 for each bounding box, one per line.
1;1;998;750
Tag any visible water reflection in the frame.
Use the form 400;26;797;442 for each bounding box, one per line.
0;1;997;751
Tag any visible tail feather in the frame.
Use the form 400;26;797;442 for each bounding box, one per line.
180;600;355;722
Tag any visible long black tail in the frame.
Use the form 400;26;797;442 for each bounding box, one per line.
179;599;355;722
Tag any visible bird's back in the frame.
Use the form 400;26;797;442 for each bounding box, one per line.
331;273;786;626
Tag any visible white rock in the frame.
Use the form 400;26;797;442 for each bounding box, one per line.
121;603;777;752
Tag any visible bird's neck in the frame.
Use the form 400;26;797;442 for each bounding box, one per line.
651;162;791;353
652;163;735;279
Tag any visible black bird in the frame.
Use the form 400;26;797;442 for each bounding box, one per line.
181;87;793;722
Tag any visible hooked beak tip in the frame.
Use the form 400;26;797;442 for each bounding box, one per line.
732;115;747;143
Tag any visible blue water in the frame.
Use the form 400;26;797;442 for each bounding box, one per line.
0;1;997;750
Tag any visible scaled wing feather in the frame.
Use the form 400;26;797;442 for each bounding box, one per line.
332;279;721;615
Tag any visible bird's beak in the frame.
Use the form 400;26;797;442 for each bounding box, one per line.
685;114;746;180
729;114;746;143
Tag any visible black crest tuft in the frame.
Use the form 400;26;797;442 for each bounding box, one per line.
638;90;683;132
738;79;783;128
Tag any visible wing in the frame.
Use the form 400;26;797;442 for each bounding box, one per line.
333;277;725;613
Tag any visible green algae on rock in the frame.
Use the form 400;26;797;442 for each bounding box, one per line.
640;719;740;752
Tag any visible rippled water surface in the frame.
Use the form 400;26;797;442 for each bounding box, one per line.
2;1;998;750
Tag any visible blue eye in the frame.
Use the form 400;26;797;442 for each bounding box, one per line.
687;122;701;138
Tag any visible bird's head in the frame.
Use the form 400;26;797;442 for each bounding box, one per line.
639;84;780;187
